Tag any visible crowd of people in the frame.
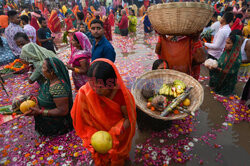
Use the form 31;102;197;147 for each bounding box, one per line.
0;0;249;165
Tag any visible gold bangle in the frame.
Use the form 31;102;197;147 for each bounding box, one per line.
43;110;49;116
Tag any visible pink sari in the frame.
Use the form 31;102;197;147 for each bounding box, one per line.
69;32;92;90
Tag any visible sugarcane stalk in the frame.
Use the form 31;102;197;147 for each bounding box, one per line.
160;87;193;117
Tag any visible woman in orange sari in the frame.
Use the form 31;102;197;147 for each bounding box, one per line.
48;10;61;33
71;59;136;166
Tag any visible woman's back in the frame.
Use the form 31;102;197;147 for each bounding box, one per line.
0;36;16;66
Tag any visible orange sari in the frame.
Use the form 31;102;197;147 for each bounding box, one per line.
73;5;80;17
71;59;136;166
48;10;61;33
159;36;193;75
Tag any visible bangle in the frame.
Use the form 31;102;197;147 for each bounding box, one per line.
74;68;80;73
43;110;49;116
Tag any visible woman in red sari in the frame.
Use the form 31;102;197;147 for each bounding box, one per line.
103;16;112;41
48;10;61;33
71;59;136;166
108;9;115;27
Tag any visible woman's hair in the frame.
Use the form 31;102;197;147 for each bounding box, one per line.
73;34;79;44
65;12;69;17
152;59;168;70
231;29;242;36
131;9;135;16
0;28;3;47
45;58;54;73
235;13;243;19
14;32;29;42
229;34;237;44
77;12;84;20
87;61;117;87
38;17;46;24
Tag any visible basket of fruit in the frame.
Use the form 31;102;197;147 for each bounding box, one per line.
131;69;204;120
147;2;214;35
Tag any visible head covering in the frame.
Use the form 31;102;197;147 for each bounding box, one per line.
69;32;92;64
71;58;136;165
243;21;250;38
20;43;56;73
46;57;73;108
231;18;243;31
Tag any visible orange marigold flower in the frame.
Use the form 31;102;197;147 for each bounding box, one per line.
44;153;50;157
13;147;18;151
4;145;10;149
25;153;30;158
53;150;59;154
48;159;54;165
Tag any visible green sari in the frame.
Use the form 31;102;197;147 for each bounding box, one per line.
128;15;137;33
20;43;56;85
209;35;242;96
114;15;121;34
35;57;73;136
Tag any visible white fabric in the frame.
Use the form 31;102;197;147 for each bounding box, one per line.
211;21;220;35
241;39;249;61
205;24;231;60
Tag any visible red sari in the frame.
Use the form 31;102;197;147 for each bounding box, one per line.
48;10;61;33
71;59;136;166
104;18;112;41
108;11;115;27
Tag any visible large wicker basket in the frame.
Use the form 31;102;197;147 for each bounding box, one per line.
147;2;214;35
131;69;204;120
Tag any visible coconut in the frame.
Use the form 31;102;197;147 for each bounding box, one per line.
141;82;156;99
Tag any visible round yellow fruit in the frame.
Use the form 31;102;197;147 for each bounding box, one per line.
20;100;36;113
183;98;191;106
91;131;112;154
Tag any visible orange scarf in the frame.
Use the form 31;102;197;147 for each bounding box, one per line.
48;10;61;33
71;59;136;166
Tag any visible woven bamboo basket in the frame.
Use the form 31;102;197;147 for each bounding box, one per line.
131;69;204;120
147;2;214;35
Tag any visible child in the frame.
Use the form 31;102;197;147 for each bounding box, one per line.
152;59;169;70
78;23;94;45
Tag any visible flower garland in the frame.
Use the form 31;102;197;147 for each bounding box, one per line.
4;59;27;72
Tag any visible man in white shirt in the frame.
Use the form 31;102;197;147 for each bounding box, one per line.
210;12;220;35
205;12;234;60
20;15;36;43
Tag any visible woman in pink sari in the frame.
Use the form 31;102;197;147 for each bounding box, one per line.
67;32;92;90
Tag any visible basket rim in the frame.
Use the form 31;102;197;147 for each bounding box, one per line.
148;2;214;12
131;69;204;121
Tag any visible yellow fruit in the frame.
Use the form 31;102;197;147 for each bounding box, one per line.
91;131;112;154
183;98;191;106
19;100;36;113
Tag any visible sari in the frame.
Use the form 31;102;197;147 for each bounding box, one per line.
104;17;112;41
36;57;73;136
48;10;61;33
85;16;95;30
73;5;80;17
69;32;92;90
209;35;242;96
20;43;56;85
108;10;115;27
71;58;136;166
128;15;137;33
231;18;243;31
243;21;250;38
158;36;193;75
